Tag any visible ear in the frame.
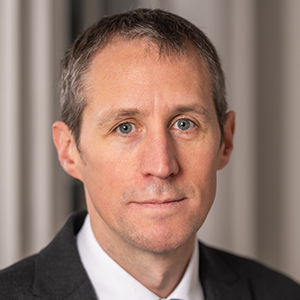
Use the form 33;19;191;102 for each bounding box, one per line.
217;110;235;170
52;121;83;180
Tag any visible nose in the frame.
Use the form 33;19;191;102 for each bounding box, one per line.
140;130;179;179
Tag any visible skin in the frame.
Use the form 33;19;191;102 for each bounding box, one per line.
53;39;235;297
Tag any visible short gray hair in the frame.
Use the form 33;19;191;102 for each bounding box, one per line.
60;8;227;147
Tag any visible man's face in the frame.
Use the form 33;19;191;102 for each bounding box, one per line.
69;40;232;254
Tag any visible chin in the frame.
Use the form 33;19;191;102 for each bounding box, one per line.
124;226;197;254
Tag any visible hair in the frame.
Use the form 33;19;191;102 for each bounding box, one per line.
60;8;227;147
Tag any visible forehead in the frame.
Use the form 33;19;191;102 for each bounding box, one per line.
84;39;213;114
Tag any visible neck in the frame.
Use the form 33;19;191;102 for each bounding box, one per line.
120;240;195;298
89;212;196;298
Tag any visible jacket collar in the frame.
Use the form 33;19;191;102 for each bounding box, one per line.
199;242;252;300
32;210;252;299
32;211;97;300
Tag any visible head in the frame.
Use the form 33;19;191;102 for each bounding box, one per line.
60;8;227;148
53;9;235;256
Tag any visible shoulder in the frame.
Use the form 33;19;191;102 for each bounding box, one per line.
0;254;37;299
0;211;88;299
199;242;300;299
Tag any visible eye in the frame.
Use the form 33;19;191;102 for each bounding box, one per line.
173;119;195;131
116;122;136;134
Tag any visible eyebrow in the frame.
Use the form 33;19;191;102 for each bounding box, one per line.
96;102;212;128
96;108;142;128
171;103;212;119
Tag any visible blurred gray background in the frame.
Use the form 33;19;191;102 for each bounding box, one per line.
0;0;299;282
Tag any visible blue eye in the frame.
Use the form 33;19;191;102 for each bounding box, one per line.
173;119;194;131
116;122;135;134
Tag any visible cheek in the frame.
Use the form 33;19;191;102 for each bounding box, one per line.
179;143;218;204
180;140;219;178
82;145;138;203
95;143;144;189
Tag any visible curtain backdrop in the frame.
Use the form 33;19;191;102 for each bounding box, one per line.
0;0;299;283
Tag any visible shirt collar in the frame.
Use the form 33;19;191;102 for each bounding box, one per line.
77;214;204;300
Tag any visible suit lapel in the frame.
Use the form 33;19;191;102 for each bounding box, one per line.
32;211;97;300
199;242;253;300
31;212;254;299
64;280;98;300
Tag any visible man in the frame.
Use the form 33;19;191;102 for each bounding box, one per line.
0;8;299;300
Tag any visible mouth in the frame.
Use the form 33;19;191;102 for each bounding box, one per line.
130;198;187;208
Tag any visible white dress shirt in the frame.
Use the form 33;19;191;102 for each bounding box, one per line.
77;214;204;300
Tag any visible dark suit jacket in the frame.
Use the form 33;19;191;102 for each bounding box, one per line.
0;210;299;299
